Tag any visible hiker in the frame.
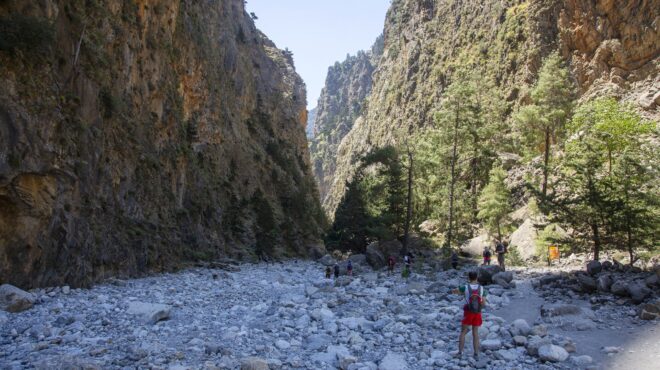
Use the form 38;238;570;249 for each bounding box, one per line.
452;271;488;360
387;256;395;274
495;240;507;271
482;246;492;266
333;263;340;279
325;266;332;279
347;260;353;276
451;251;459;269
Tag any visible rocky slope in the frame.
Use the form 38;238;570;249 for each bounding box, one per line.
0;0;324;289
310;37;383;211
321;0;659;217
306;107;317;140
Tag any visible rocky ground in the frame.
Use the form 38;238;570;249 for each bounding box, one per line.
1;258;658;370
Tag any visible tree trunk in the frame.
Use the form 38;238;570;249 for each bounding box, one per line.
591;222;601;261
627;222;634;267
497;221;501;241
403;148;414;255
447;103;460;249
542;127;550;197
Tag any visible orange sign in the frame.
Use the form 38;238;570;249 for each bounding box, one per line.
548;246;560;261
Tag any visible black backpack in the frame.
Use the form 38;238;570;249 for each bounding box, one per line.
466;284;483;313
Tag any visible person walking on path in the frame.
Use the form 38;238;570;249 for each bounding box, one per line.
333;263;340;279
495;240;507;271
347;260;353;276
482;246;492;266
452;271;488;360
387;256;395;275
451;251;459;269
325;266;332;279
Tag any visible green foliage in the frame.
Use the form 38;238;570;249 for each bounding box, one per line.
515;52;574;195
535;224;570;258
326;146;406;252
252;191;279;258
506;245;524;267
478;166;511;238
541;98;658;260
0;14;54;57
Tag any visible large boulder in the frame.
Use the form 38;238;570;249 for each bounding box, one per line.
366;243;386;269
318;254;336;266
477;265;502;285
597;274;613;292
348;254;367;265
509;219;539;260
461;233;490;257
577;274;597;293
610;280;629;297
379;240;403;258
509;319;532;336
639;301;660;320
126;302;171;324
586;260;602;276
526;336;552;356
308;243;327;259
493;271;515;288
538;344;569;362
0;284;35;313
627;282;651;304
419;219;442;237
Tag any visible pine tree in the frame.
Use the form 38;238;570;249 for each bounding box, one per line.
477;166;511;239
515;52;574;197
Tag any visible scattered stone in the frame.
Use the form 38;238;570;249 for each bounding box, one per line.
527;336;552;357
639;302;660;320
627;282;651;304
275;339;290;350
513;335;528;346
241;357;269;370
378;352;408;370
597;274;613;292
318;255;336;266
509;319;531;336
602;346;622;354
0;284;36;312
571;355;593;366
538;344;569;362
577;274;597;293
477;265;502;285
540;304;581;317
481;339;502;350
610;281;629;297
126;302;171;324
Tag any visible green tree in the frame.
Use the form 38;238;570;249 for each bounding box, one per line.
477;166;511;239
515;52;574;197
543;98;656;261
325;177;369;252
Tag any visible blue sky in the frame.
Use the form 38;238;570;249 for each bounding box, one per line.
246;0;391;109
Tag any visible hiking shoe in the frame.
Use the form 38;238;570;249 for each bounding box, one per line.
452;351;463;359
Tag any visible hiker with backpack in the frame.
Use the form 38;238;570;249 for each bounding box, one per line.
482;246;492;266
347;260;353;276
325;266;332;279
452;271;488;360
333;263;340;279
495;240;507;271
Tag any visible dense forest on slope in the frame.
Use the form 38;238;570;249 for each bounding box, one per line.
311;0;659;262
0;0;324;288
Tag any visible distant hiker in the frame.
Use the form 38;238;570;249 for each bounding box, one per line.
452;271;488;360
495;240;507;271
482;247;492;266
347;260;353;276
325;266;332;279
388;256;396;274
333;263;340;279
451;251;459;269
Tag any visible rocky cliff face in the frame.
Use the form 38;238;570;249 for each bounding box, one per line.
321;0;659;217
0;0;324;288
310;37;383;211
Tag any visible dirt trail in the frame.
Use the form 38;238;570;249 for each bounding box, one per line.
491;272;660;369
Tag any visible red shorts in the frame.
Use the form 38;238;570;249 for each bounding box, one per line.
462;307;483;326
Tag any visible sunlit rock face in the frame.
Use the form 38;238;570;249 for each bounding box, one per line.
0;0;324;288
321;0;659;218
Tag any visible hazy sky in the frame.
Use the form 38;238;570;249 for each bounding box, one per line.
246;0;391;109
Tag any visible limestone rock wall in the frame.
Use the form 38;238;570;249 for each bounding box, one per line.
0;0;324;288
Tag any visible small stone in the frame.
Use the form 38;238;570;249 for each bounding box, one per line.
481;339;502;350
602;346;622;354
572;355;593;365
513;335;528;346
275;339;290;350
241;357;269;370
378;352;408;370
509;319;531;336
538;344;569;362
126;302;171;324
586;260;602;276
